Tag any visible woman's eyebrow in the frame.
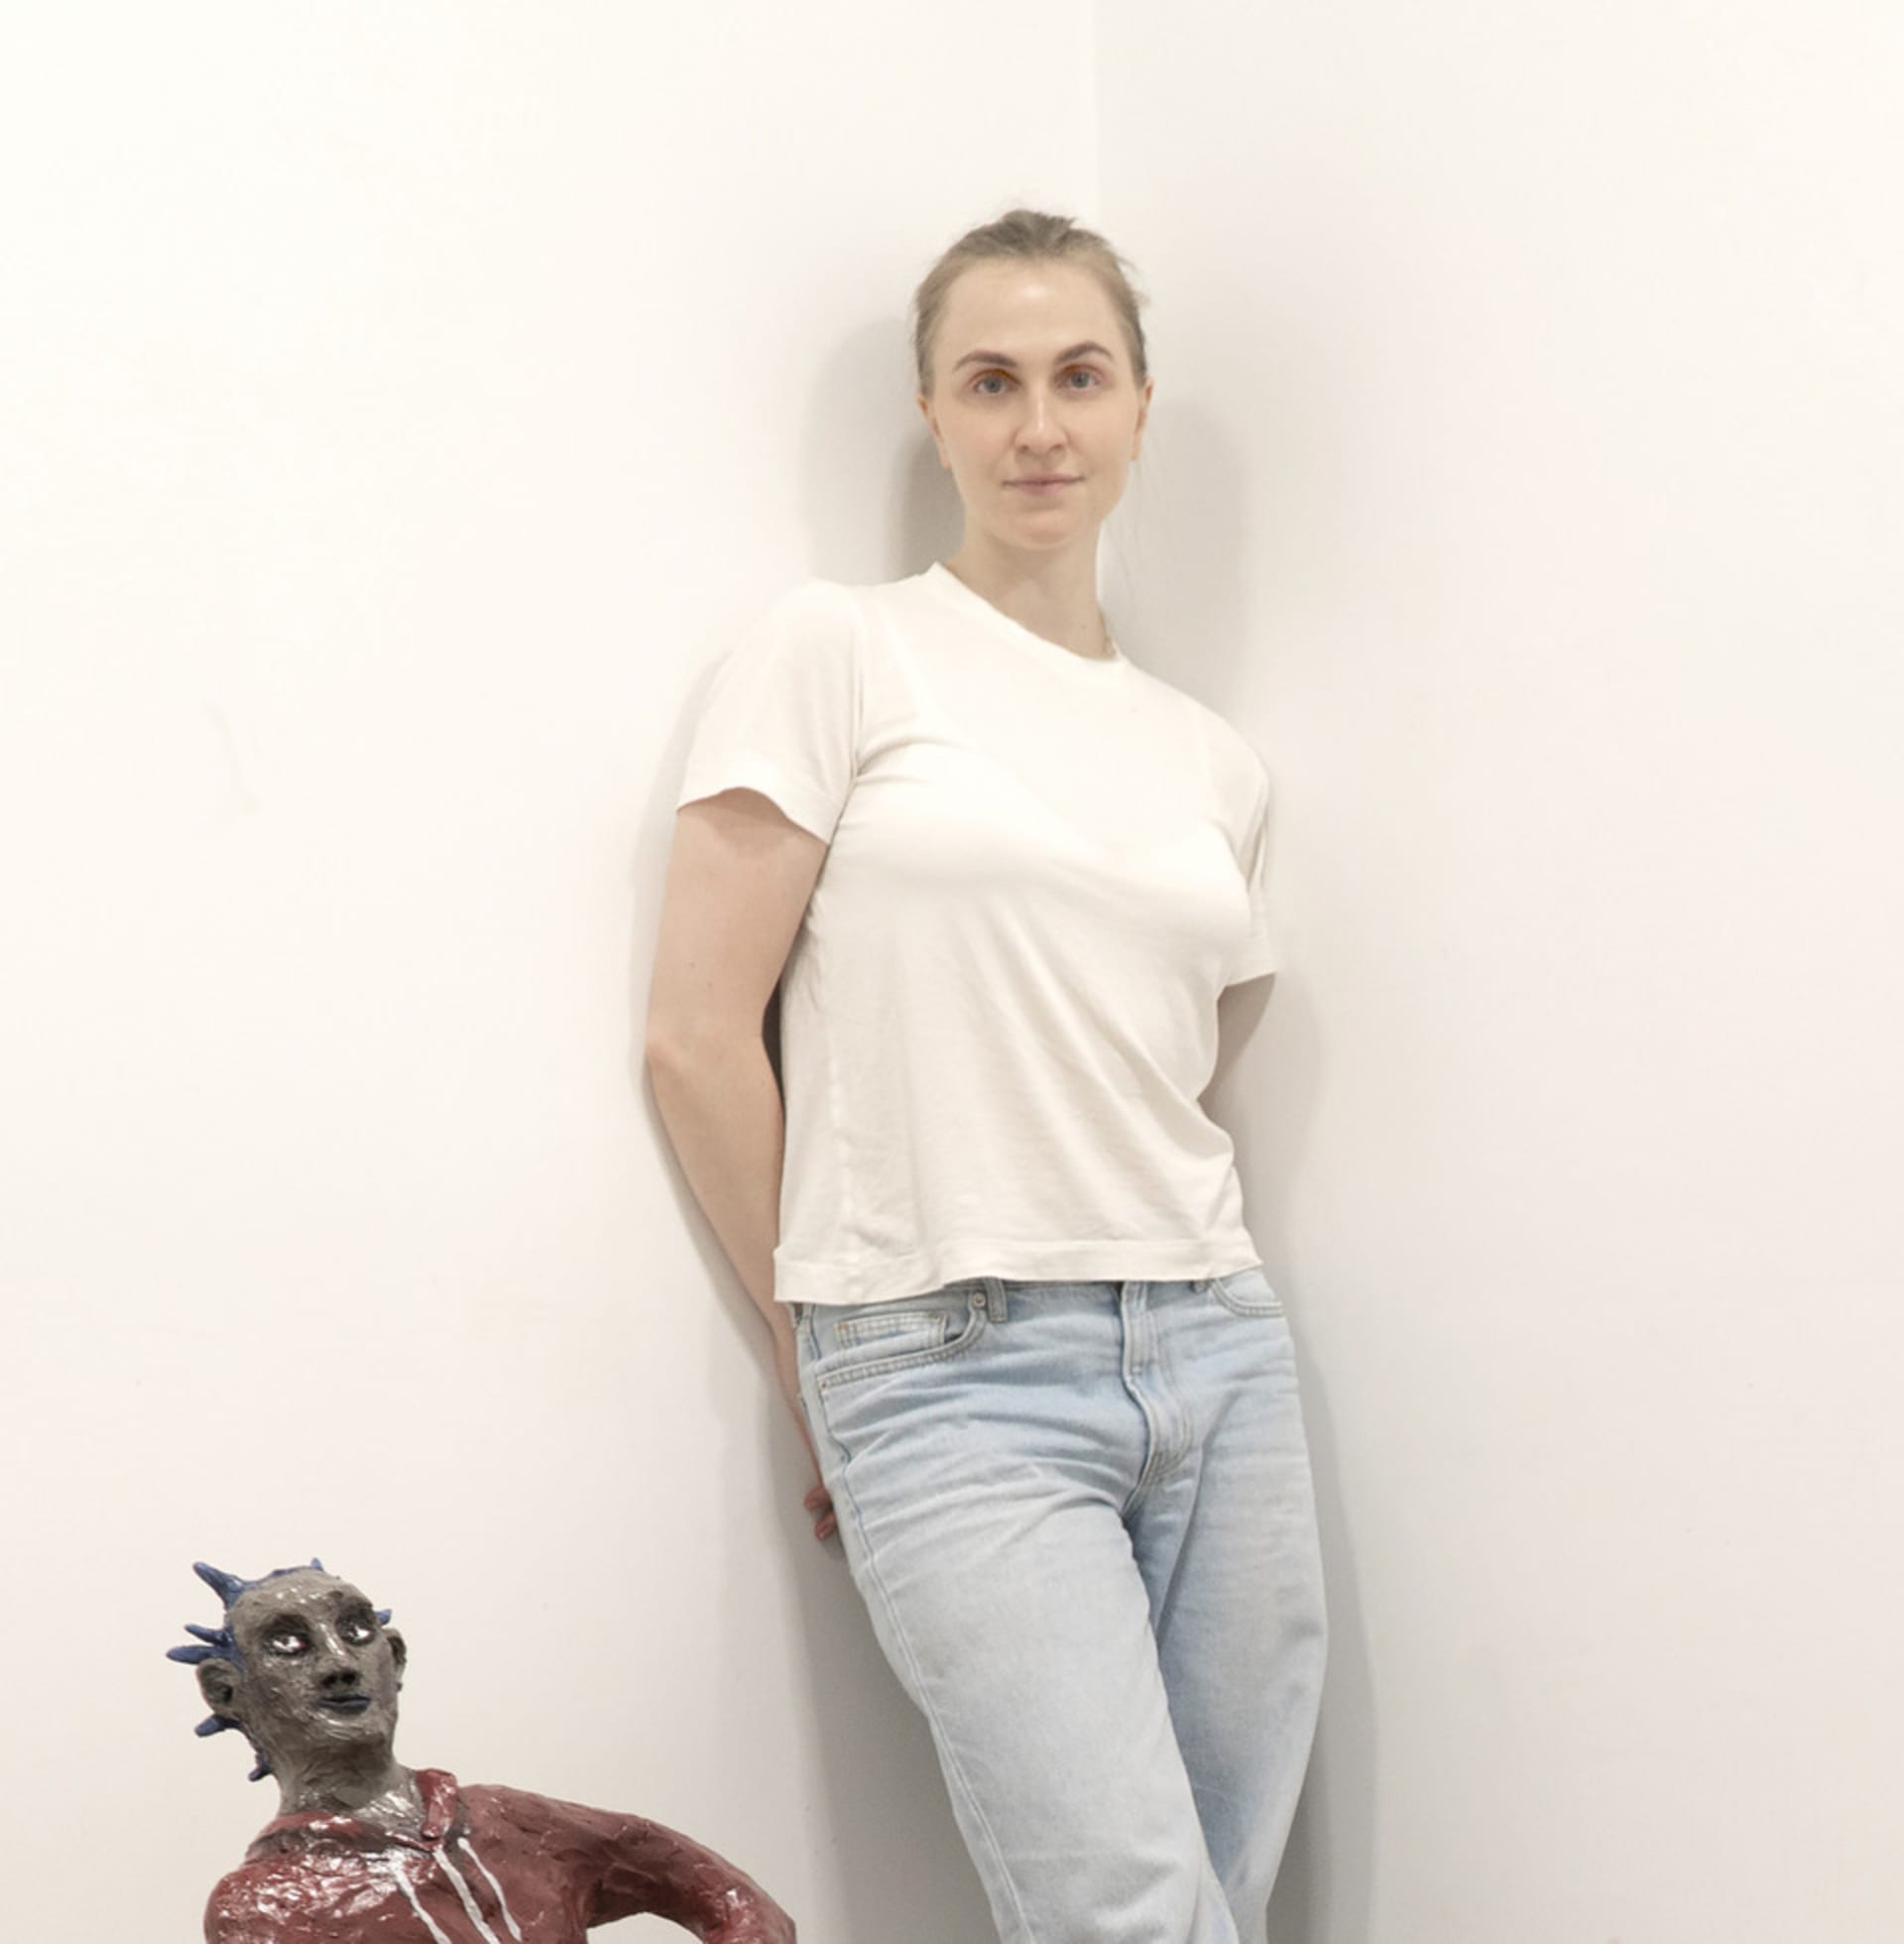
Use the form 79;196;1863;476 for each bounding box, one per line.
951;341;1114;373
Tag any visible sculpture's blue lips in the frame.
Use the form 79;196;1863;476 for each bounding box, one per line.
319;1694;373;1714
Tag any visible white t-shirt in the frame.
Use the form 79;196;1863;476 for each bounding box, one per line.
674;560;1278;1308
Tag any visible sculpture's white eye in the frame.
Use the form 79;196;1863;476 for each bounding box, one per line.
266;1627;308;1656
340;1616;375;1645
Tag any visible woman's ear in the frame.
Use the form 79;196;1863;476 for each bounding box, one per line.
916;393;949;468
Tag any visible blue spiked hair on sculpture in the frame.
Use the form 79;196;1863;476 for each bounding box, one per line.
167;1559;393;1781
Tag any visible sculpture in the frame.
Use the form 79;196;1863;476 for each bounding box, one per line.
169;1559;796;1943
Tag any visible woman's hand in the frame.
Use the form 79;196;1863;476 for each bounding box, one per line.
772;1318;837;1543
801;1475;836;1544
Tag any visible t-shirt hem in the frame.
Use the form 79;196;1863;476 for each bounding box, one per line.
775;1238;1267;1308
675;756;840;845
1225;939;1279;984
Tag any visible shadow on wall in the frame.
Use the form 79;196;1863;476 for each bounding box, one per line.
1207;969;1376;1944
1265;1356;1376;1944
798;319;966;585
777;1494;1002;1941
1134;397;1376;1944
774;352;996;1938
1100;392;1252;714
625;333;1001;1942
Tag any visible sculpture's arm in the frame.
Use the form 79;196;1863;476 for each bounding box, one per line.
585;1812;794;1942
203;1865;327;1944
493;1788;795;1942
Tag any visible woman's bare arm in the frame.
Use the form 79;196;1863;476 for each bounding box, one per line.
645;787;836;1539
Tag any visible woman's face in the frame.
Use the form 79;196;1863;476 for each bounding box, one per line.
917;260;1152;563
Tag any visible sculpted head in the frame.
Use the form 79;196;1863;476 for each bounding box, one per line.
169;1560;407;1786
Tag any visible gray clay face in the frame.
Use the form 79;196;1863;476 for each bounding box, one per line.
223;1571;404;1768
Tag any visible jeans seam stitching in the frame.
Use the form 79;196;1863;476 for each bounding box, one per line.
815;1308;989;1392
814;1376;1037;1944
834;1311;948;1351
1210;1276;1283;1320
1214;1295;1283;1318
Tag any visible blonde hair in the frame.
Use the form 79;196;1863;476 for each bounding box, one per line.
911;207;1150;400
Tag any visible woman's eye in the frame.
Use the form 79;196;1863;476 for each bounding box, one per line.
971;368;1100;396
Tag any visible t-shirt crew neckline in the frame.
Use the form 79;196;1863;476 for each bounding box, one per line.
920;561;1129;672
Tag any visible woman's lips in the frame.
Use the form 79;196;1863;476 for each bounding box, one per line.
1009;478;1077;496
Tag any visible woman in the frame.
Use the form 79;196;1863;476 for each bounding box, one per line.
646;208;1326;1944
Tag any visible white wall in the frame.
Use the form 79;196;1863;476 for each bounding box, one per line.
5;4;1899;1940
1100;3;1904;1939
0;7;1087;1939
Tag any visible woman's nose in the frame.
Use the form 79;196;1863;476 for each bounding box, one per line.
1016;388;1068;449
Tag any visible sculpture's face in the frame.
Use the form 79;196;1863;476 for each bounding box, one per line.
223;1570;405;1768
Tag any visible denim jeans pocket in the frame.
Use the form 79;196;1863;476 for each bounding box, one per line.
835;1307;952;1350
1209;1265;1284;1318
810;1290;989;1392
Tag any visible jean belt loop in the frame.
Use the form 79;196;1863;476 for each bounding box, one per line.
981;1276;1008;1324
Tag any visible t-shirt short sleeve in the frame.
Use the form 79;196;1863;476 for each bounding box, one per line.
674;579;863;844
1224;760;1279;986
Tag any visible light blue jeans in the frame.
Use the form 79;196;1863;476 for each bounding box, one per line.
795;1269;1327;1944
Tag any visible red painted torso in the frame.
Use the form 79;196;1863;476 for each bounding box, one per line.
203;1769;789;1943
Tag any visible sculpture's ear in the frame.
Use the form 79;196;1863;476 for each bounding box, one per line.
386;1630;407;1687
195;1657;243;1722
